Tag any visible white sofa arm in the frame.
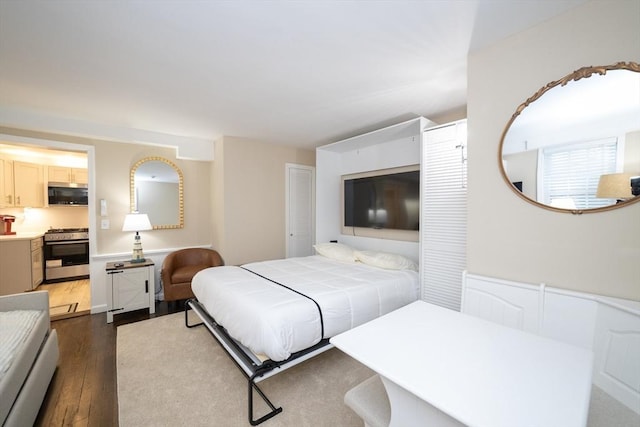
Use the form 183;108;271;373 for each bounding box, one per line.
0;291;49;314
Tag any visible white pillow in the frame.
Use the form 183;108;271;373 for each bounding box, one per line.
313;243;357;262
355;250;418;271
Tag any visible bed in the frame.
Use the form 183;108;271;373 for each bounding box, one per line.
0;291;59;427
185;244;419;425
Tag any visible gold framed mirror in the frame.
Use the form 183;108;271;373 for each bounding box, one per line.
499;62;640;214
130;156;184;229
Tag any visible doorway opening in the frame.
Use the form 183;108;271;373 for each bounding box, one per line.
0;134;95;319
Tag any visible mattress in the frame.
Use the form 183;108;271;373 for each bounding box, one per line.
191;255;419;361
0;310;43;380
0;309;49;425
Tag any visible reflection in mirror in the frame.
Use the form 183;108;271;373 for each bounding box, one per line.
130;157;184;229
499;62;640;214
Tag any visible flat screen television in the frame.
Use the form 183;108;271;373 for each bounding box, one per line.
342;165;420;241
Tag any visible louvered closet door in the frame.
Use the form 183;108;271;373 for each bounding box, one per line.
421;121;467;311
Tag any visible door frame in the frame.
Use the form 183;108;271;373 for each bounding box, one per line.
0;133;95;309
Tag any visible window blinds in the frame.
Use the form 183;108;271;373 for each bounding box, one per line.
420;121;467;311
541;138;618;209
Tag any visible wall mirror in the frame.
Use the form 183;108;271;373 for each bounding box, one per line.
499;62;640;214
130;156;184;229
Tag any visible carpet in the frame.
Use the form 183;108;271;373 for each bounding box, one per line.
116;312;374;427
116;313;640;427
50;302;78;316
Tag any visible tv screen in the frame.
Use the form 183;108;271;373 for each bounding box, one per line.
344;170;419;231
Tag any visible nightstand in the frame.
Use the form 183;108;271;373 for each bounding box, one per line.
106;260;155;323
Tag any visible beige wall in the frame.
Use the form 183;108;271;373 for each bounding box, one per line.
626;130;640;173
0;126;214;256
214;136;315;265
211;136;226;260
1;126;315;305
467;0;640;300
92;140;212;254
502;150;538;200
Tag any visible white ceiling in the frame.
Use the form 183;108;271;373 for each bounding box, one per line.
0;0;586;150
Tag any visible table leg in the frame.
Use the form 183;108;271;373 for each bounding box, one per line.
380;376;466;427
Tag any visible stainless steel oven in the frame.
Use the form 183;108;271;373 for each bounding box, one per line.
43;228;90;283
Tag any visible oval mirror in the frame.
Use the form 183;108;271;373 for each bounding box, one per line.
130;157;184;229
499;62;640;214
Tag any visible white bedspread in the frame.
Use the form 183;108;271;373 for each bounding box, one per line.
191;255;419;361
0;310;42;380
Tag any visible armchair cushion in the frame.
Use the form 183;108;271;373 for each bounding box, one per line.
161;248;224;302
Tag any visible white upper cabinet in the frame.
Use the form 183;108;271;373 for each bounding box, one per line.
48;166;88;184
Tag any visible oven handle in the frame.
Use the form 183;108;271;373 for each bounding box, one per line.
44;240;89;245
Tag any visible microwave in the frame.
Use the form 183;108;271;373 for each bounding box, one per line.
48;182;89;206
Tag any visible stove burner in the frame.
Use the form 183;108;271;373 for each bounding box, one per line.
46;227;89;234
44;228;89;242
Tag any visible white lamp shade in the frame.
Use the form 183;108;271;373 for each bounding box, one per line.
122;213;152;232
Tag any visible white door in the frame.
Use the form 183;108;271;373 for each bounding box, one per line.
286;164;315;258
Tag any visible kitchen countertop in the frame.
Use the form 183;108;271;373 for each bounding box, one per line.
0;231;45;241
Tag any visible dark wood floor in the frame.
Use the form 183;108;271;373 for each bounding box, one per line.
35;300;185;426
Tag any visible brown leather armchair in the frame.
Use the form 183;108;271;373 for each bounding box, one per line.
161;248;224;301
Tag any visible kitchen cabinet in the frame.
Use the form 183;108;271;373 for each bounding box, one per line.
0;158;15;208
31;239;44;287
106;260;155;323
48;166;88;184
0;234;44;296
0;160;44;208
14;162;44;207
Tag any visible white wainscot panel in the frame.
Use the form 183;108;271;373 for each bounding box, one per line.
541;290;598;350
463;272;640;416
593;302;640;414
462;274;540;334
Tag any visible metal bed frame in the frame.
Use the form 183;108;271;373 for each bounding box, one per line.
185;298;333;425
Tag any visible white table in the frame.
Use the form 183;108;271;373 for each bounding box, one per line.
330;301;593;427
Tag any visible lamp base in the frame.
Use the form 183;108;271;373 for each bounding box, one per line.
131;234;145;263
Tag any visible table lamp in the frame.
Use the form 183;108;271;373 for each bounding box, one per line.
596;173;634;203
122;213;152;263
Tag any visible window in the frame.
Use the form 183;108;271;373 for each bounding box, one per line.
540;138;618;209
